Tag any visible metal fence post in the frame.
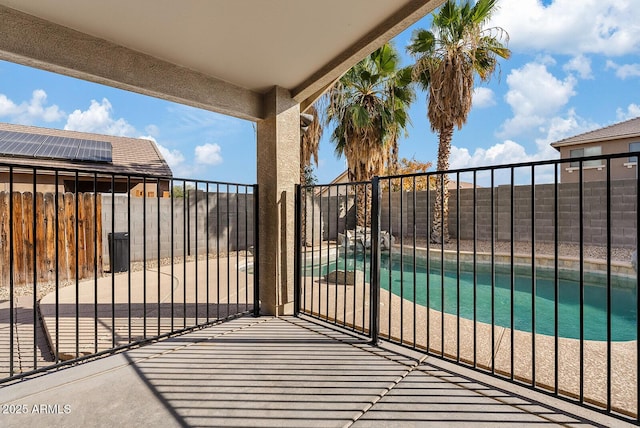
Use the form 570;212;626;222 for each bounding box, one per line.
370;177;381;345
253;184;260;317
294;184;302;316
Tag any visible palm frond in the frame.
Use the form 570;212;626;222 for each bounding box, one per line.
321;42;415;183
408;0;510;138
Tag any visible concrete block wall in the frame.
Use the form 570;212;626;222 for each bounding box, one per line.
319;193;355;241
102;191;254;265
301;192;324;246
381;191;430;241
379;179;637;249
187;191;255;257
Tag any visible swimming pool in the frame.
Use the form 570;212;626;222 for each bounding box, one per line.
304;252;638;341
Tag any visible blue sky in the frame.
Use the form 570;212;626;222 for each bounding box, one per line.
0;0;638;186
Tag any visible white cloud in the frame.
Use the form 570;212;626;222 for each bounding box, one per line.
605;60;640;79
28;90;64;122
536;109;594;145
158;145;186;170
145;124;160;137
472;87;496;108
0;89;64;124
64;98;136;136
536;54;557;67
563;55;593;79
195;143;223;166
450;140;532;170
499;61;577;138
141;135;186;173
490;0;640;56
616;104;640;121
0;95;16;116
449;140;559;185
449;108;603;184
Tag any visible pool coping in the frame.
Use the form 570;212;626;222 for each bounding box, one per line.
398;245;637;281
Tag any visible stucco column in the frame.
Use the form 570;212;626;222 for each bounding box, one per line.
256;86;300;316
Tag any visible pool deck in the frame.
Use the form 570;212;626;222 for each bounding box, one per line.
301;277;638;418
1;248;637;424
0;315;632;427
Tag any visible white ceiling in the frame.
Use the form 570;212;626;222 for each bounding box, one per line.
0;0;442;119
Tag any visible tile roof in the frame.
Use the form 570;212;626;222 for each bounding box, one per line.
551;116;640;148
0;122;172;176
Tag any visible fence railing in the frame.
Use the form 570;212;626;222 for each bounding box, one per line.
0;161;258;383
296;152;640;424
295;180;374;336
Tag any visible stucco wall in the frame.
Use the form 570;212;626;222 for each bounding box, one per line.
557;137;640;183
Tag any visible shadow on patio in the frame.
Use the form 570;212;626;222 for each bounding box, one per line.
0;315;627;427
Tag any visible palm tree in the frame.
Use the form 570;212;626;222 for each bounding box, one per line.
408;0;510;242
300;105;322;185
326;43;414;227
300;105;322;246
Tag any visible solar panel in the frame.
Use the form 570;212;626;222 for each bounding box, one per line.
35;137;77;159
76;140;112;162
0;140;40;156
0;130;112;163
0;131;42;156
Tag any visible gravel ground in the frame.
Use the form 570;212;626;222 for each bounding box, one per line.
0;281;63;303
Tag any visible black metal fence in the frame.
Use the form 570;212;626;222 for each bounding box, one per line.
0;161;258;383
295;180;375;336
296;152;640;423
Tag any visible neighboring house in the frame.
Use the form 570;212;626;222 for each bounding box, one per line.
551;116;640;183
0;122;172;195
318;170;477;196
316;170;350;197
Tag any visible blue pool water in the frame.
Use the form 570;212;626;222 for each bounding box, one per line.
306;252;638;341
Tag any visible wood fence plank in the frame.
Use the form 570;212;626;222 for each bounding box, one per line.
57;193;68;282
42;192;55;284
83;192;93;279
77;192;86;280
64;193;76;282
22;192;34;291
12;192;25;286
0;192;8;289
35;192;46;282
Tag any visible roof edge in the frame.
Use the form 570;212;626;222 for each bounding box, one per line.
550;116;640;148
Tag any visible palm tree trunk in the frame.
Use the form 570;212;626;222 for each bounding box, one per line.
355;184;370;228
431;125;453;243
300;167;307;246
390;138;399;175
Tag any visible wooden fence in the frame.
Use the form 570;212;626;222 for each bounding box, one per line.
0;192;103;289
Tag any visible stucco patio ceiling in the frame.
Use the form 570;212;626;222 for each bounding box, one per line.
0;0;443;121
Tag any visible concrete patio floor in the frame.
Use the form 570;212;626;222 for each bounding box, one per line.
0;315;632;427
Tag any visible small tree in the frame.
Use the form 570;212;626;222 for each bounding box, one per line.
384;157;433;191
172;184;195;198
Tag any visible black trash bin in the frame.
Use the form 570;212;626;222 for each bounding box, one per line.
108;232;130;272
